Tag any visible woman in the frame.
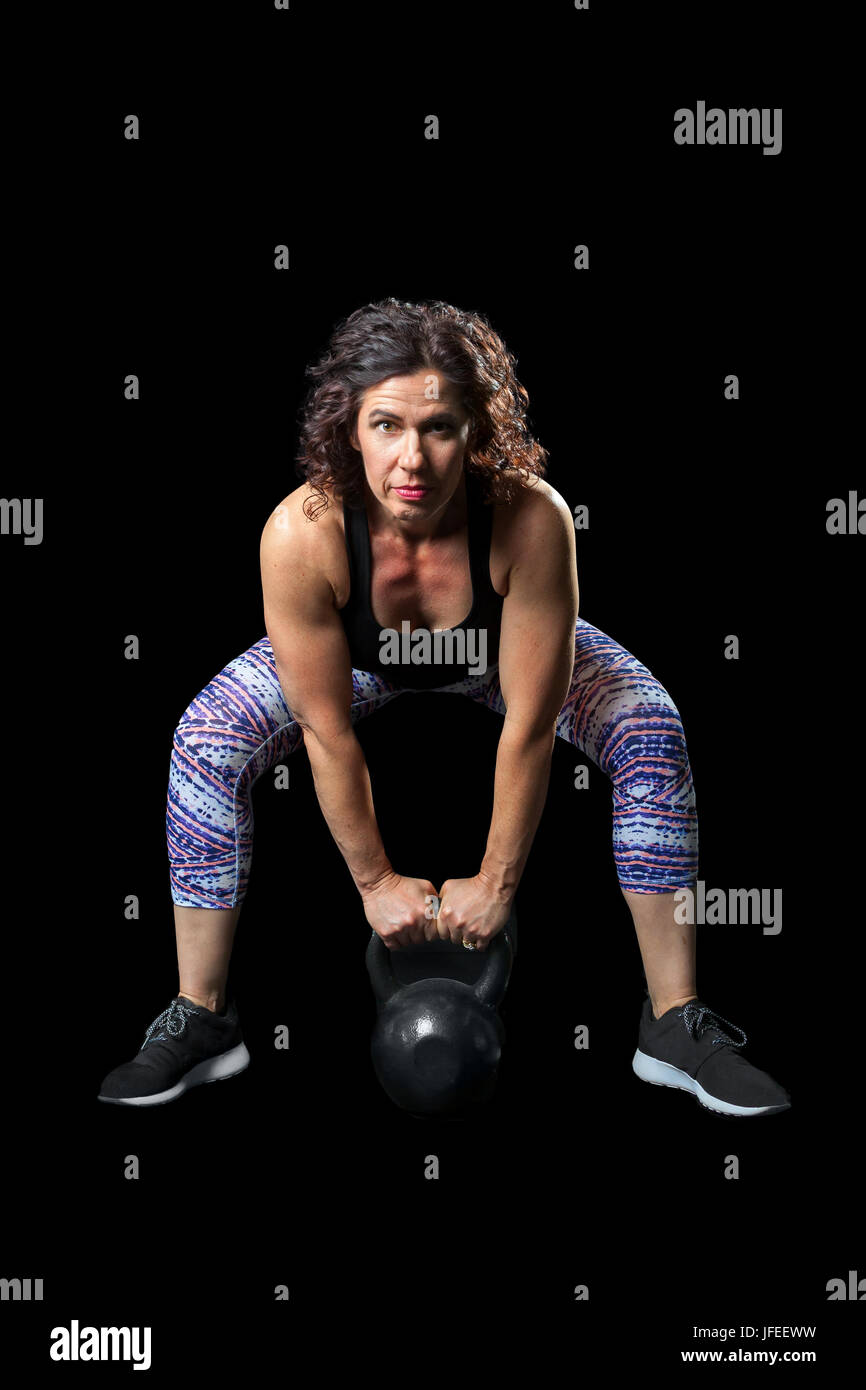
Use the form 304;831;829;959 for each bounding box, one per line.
98;298;790;1117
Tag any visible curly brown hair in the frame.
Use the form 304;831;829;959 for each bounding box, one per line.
295;298;549;520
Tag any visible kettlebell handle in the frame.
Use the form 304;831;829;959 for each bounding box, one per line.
366;906;516;1009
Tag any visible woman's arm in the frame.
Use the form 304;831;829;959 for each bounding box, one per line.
480;481;579;893
436;482;578;945
260;495;391;891
260;493;436;945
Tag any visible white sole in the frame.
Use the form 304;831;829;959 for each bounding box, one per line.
98;1041;251;1107
631;1048;788;1117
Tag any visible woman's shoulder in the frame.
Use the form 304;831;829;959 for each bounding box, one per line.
486;470;574;594
259;479;351;607
260;479;349;574
262;479;345;540
491;469;573;531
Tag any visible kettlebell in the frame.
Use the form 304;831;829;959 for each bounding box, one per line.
366;909;515;1119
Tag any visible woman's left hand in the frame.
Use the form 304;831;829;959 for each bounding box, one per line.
430;873;513;950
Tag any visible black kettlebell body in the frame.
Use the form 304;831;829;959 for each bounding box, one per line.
366;918;515;1119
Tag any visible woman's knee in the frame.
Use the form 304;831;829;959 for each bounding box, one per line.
170;713;303;802
171;643;301;776
605;697;694;809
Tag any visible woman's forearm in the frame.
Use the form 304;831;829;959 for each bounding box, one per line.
302;726;393;893
479;720;557;895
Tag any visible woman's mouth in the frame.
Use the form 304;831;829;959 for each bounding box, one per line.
392;486;431;499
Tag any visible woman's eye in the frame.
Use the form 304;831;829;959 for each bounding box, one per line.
376;421;452;434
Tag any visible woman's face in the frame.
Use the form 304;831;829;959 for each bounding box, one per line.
350;371;472;525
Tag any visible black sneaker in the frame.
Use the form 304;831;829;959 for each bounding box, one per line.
97;995;250;1107
632;996;791;1117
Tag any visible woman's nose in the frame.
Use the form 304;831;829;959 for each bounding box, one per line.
399;432;425;464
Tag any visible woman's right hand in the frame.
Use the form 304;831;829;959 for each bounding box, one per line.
360;870;440;949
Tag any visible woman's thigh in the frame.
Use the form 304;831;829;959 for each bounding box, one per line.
554;619;686;767
455;617;684;759
166;635;409;907
459;617;698;891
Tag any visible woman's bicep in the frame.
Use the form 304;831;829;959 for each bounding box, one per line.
260;516;354;739
497;495;577;733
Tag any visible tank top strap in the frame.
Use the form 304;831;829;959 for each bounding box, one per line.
464;469;491;588
464;468;501;617
343;493;372;616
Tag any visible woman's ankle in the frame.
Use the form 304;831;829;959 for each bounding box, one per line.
651;991;698;1021
178;989;225;1013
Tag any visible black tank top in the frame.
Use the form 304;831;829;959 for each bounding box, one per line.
338;468;504;689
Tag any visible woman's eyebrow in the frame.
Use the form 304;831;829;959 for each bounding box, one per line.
367;408;458;423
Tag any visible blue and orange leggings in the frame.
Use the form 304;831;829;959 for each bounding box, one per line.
166;617;698;909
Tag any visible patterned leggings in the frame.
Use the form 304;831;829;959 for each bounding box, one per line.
166;617;698;909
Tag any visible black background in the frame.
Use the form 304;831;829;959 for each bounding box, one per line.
2;1;860;1375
